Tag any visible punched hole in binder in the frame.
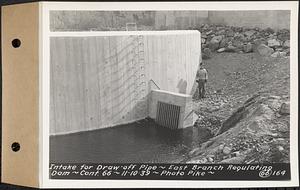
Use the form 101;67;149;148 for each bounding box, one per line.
11;142;20;152
11;39;21;48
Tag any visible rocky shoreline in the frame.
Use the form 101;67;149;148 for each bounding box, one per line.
188;94;290;164
186;24;290;164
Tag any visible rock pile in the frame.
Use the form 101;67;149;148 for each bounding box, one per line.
187;95;290;164
196;24;290;59
194;113;223;136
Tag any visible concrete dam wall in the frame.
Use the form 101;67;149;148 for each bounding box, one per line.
50;31;201;135
208;11;290;30
51;10;290;32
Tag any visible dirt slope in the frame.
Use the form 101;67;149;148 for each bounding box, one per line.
193;52;289;118
187;52;290;164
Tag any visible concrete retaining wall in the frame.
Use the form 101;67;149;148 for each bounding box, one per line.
51;10;290;32
208;11;290;30
149;89;196;129
154;11;209;30
50;31;201;135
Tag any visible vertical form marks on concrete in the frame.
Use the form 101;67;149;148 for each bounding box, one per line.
50;36;147;134
50;31;201;135
50;10;289;31
208;10;290;30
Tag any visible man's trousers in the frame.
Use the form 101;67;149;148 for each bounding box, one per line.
198;79;206;98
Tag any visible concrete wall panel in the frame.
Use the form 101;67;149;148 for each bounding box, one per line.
50;31;201;135
51;10;289;32
208;10;290;30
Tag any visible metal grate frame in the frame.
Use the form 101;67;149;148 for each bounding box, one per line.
156;101;181;129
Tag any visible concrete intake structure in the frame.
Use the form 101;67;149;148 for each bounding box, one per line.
149;89;198;130
50;30;201;135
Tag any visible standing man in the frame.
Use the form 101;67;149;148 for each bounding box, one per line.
196;62;208;99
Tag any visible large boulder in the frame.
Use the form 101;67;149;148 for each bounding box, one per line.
219;38;229;48
244;30;256;38
216;29;226;35
257;44;274;56
284;49;290;56
275;47;283;52
279;102;290;115
277;29;289;38
271;51;281;58
201;34;207;39
271;51;287;58
219;155;246;164
225;29;234;37
243;30;256;41
234;32;244;39
226;45;237;52
202;48;212;59
232;40;244;49
283;40;290;48
206;30;213;35
243;43;253;53
226;29;234;37
222;146;232;155
265;27;275;34
202;43;209;49
253;38;266;45
217;48;226;53
188;147;203;157
267;39;281;48
209;35;223;51
208;43;220;51
279;52;287;57
253;39;265;52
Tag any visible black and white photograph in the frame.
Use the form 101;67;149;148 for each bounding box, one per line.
45;2;297;184
0;1;298;189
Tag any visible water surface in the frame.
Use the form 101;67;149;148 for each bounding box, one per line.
50;119;210;163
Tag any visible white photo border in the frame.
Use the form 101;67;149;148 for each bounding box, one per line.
40;1;299;188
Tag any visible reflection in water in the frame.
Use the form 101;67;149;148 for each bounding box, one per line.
50;119;211;163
